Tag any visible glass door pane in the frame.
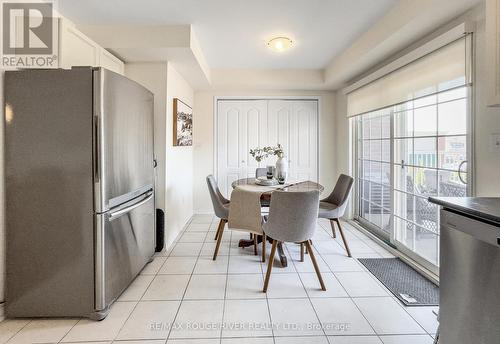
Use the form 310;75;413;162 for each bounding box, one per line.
356;110;392;237
391;88;468;268
355;85;469;271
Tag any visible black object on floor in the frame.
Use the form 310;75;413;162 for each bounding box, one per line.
155;209;165;252
358;257;439;306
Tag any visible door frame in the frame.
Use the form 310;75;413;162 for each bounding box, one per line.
351;87;475;277
213;96;321;184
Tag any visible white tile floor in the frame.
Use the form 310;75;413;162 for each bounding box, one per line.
0;215;438;344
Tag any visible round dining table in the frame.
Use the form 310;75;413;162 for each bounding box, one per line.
231;178;324;267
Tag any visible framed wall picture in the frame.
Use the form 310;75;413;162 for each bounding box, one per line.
173;98;193;146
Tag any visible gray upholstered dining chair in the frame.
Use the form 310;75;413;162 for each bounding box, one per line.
262;190;325;292
206;175;230;242
213;187;267;262
318;174;354;257
255;168;267;179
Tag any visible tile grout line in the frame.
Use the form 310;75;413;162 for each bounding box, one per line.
109;220;186;343
119;216;197;343
59;231;176;344
287;243;330;343
166;216;213;342
56;319;81;344
339;220;435;337
328;223;430;338
4;319;32;344
220;224;233;344
315;222;382;340
396;299;436;337
137;273;157;302
9;217;436;344
260;236;276;344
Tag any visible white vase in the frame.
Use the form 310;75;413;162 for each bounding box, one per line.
275;156;288;181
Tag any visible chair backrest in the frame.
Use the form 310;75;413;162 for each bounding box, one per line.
263;190;320;243
228;187;263;235
206;175;229;219
324;174;354;207
255;168;267;179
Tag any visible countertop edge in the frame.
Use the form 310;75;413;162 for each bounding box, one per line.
429;197;500;225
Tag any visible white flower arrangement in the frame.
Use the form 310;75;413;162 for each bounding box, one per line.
249;144;284;162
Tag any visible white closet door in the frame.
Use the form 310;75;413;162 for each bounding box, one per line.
268;100;318;182
217;100;267;197
290;100;318;182
217;99;318;198
267;100;291;169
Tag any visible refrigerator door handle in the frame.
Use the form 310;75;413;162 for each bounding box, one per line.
93;117;100;181
108;191;154;221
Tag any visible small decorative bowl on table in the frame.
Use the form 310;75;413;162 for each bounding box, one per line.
255;176;278;186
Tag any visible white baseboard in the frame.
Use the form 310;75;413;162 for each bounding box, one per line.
162;214;195;253
193;211;214;215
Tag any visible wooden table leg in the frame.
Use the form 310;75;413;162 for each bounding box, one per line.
238;236;288;267
276;242;288;267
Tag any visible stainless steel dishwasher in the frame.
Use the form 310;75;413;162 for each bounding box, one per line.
440;209;500;344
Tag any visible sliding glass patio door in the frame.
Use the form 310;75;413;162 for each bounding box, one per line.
355;85;470;272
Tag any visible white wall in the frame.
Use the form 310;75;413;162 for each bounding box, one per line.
333;3;500;215
165;63;194;247
193;90;336;214
125;63;168;213
471;4;500;195
126;62;195;249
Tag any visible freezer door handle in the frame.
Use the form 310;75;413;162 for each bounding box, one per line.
109;191;154;221
93;117;100;181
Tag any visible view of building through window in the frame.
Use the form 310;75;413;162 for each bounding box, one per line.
355;85;468;267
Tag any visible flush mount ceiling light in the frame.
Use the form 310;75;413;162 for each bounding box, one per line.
267;36;293;53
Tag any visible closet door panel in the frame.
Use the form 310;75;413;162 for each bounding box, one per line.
277;106;291;159
217;99;318;198
226;108;240;169
266;101;280;169
217;100;267;197
293;101;318;182
243;101;267;175
268;100;291;169
245;106;261;171
217;101;243;197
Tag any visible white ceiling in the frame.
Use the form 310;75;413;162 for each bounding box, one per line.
58;0;398;69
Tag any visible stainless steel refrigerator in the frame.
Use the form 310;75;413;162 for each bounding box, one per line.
5;67;155;320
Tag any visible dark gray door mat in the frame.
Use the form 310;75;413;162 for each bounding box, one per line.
358;258;438;306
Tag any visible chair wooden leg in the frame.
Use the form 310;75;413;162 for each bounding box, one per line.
262;234;266;263
335;218;352;257
212;219;226;260
329;219;337;238
254;234;258;255
300;243;304;262
263;240;278;292
304;240;326;291
214;219;221;240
